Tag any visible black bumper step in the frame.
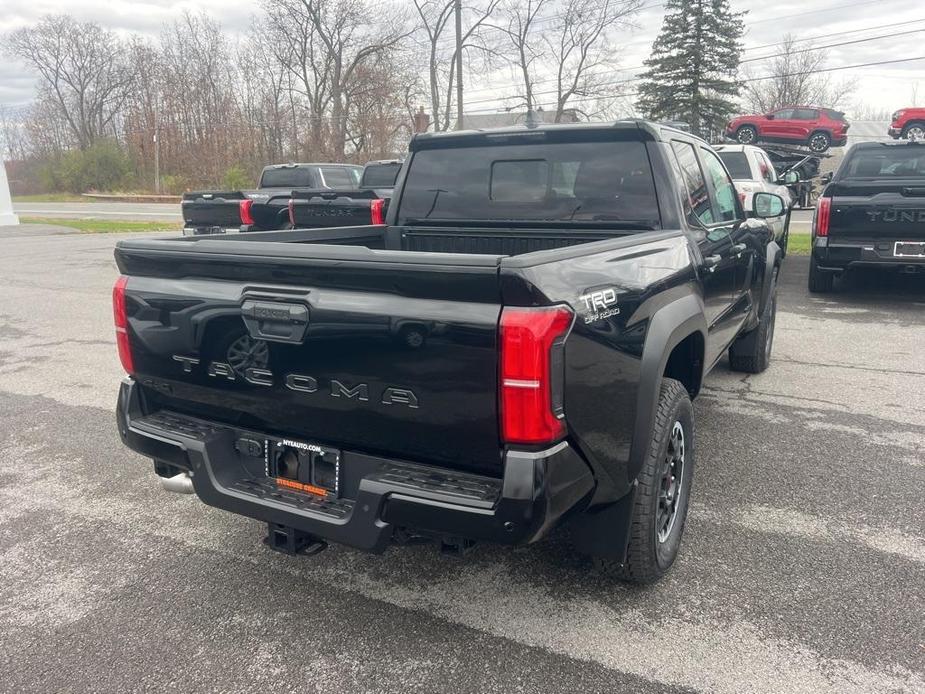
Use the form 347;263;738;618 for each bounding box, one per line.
369;465;501;509
132;411;227;441
228;477;354;520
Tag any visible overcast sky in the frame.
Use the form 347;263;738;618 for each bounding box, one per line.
0;0;922;116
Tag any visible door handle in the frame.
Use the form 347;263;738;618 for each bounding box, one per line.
731;243;747;256
241;300;310;344
703;254;722;272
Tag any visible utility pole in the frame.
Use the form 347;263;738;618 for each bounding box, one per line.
153;101;160;194
455;0;464;130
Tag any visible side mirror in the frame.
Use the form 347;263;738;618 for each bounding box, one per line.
783;171;799;184
753;192;785;218
821;171;833;184
765;113;775;120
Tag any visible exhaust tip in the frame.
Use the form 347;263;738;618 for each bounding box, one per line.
160;472;194;494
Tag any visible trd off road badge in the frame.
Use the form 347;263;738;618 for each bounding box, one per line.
578;287;621;324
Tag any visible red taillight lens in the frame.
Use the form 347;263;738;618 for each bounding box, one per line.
815;197;831;237
239;199;254;225
288;198;295;226
112;275;134;374
499;306;573;445
370;198;385;225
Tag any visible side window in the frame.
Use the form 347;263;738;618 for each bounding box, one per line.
773;109;794;120
700;148;740;223
671;141;714;226
794;109;818;120
759;153;777;184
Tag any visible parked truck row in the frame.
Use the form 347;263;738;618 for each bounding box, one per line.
182;160;402;235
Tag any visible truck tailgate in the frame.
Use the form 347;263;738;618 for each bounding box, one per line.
116;240;505;473
829;182;925;242
182;193;245;228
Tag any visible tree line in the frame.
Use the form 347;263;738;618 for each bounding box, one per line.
2;0;860;194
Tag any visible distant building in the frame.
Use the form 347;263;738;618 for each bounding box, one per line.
457;108;580;130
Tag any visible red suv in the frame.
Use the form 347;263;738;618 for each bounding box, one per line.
888;108;925;141
725;107;849;153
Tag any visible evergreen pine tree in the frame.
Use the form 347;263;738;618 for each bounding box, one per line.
636;0;745;139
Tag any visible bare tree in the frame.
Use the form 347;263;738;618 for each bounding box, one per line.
545;0;642;121
0;105;29;162
742;34;854;113
413;0;501;131
264;0;412;159
494;0;641;121
495;0;549;112
6;15;134;150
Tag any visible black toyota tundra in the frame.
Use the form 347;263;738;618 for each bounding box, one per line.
113;122;785;583
809;140;925;292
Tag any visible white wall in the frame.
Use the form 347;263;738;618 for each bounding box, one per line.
0;164;19;225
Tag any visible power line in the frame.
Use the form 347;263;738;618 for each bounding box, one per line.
460;0;916;101
461;54;925;114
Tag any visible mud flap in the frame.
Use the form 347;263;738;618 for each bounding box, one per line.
569;483;637;560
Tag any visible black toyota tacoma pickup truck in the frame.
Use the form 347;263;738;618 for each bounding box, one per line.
288;160;402;229
181;162;363;236
809;141;925;291
114;122;785;582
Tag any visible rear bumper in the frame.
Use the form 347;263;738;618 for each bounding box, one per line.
812;238;925;272
830;135;848;147
116;378;595;553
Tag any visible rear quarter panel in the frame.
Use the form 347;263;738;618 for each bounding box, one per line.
501;231;703;502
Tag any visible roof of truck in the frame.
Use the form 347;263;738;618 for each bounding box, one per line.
410;120;704;149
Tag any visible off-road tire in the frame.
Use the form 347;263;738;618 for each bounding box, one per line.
808;254;834;293
600;378;695;584
729;267;778;373
736;125;758;145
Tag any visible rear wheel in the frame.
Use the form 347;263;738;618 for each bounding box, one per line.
808;132;831;153
808;254;834;293
598;379;695;584
736;125;758;145
902;122;925;141
729;267;778;373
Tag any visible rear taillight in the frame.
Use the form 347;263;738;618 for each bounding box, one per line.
499;306;573;445
239;199;254;225
370;198;385;225
112;276;134;374
288;198;295;226
815;197;831;237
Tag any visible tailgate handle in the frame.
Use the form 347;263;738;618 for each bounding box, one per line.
241;300;310;344
901;187;925;197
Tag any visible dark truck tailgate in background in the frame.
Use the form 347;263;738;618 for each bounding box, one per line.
181;191;246;229
828;182;925;243
290;189;384;228
115;239;505;473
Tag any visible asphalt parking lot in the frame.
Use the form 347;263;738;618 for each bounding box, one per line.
0;225;923;694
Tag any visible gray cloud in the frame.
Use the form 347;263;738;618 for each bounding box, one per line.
1;0;922;113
